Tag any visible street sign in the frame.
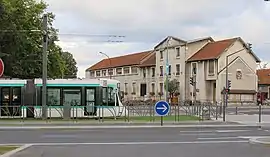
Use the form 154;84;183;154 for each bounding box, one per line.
154;100;170;116
0;58;4;77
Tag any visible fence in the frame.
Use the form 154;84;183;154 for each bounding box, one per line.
0;100;266;123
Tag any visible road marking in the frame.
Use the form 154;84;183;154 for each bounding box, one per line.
216;130;249;133
180;133;217;136
0;141;248;146
198;136;270;140
41;135;79;138
197;137;241;140
180;130;250;133
180;130;213;133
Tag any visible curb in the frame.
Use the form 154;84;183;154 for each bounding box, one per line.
0;124;262;129
249;137;270;146
0;144;32;157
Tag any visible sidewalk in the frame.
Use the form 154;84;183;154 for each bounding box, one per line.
214;114;270;125
0;120;261;129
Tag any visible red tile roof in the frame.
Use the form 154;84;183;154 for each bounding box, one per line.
188;38;237;62
87;50;152;71
257;69;270;85
139;52;156;67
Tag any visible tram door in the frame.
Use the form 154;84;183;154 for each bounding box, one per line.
0;87;21;117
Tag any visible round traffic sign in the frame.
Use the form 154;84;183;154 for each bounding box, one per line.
0;58;4;77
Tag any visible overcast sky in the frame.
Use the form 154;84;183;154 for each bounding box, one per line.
44;0;270;78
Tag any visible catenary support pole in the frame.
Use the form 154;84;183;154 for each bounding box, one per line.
42;14;48;120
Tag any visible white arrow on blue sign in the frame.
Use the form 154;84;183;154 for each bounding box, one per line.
154;100;170;116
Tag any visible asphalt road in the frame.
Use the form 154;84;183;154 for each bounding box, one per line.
3;126;270;157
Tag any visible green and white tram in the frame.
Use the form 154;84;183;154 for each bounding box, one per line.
21;78;127;119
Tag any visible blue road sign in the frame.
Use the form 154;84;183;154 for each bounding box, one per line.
154;100;170;116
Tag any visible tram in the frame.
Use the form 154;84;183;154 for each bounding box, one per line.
0;78;127;119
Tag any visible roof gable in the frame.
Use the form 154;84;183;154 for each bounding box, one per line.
86;50;152;71
154;36;187;49
257;69;270;85
187;38;238;62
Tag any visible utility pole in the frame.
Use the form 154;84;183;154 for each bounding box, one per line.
42;14;48;120
193;75;197;103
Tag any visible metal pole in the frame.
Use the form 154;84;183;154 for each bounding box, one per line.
193;75;196;103
223;87;226;122
99;52;112;79
42;14;48;120
162;37;170;126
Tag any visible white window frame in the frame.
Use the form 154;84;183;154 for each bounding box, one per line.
176;64;180;75
160;50;163;60
208;60;215;76
175;47;180;58
191;62;198;76
123;67;130;74
96;71;101;77
116;68;123;75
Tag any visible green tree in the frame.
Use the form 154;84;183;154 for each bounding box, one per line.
164;78;180;98
0;0;77;78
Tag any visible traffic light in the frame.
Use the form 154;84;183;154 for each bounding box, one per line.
227;80;231;92
190;76;194;86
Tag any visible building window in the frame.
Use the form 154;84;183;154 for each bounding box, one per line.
124;83;128;93
102;70;106;76
168;65;171;75
160;50;163;60
151;68;155;77
96;71;101;77
124;67;130;74
176;47;180;57
116;68;122;75
90;71;95;77
208;60;214;74
176;81;180;91
191;63;197;75
131;67;138;74
47;88;61;106
151;83;155;93
160;83;163;93
132;82;136;93
143;68;146;78
108;69;113;76
176;64;180;75
160;66;163;76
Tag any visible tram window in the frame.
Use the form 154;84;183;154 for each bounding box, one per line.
102;87;115;106
12;87;21;105
63;89;81;106
47;88;61;106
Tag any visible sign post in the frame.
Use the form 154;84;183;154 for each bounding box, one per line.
154;100;170;126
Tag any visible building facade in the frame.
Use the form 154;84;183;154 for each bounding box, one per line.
86;36;260;103
257;68;270;100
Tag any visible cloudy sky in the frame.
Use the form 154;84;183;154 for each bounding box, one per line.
44;0;270;78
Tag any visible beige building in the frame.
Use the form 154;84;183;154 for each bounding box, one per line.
86;36;260;103
85;50;156;99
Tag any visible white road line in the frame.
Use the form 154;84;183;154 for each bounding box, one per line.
197;137;241;140
180;131;214;133
180;130;250;133
216;130;249;133
198;136;270;140
0;141;248;146
180;133;218;136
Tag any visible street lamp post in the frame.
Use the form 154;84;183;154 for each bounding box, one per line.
99;52;112;79
223;46;251;121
